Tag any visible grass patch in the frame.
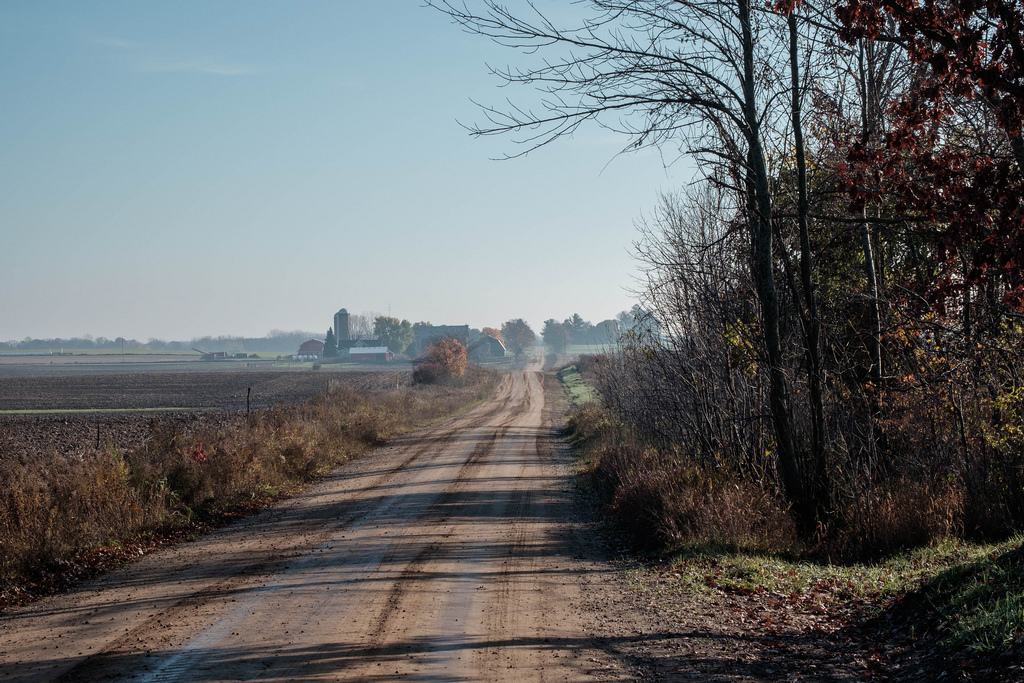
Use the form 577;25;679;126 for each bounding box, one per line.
650;537;991;601
65;350;198;356
0;349;195;357
475;355;516;370
557;365;598;406
871;536;1024;663
616;537;1023;678
567;343;619;355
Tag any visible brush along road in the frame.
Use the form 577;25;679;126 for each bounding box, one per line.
0;361;630;682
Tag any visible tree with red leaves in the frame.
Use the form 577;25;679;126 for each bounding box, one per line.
837;0;1024;318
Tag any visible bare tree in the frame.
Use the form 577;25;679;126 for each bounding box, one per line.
622;185;771;480
347;312;379;340
431;0;825;523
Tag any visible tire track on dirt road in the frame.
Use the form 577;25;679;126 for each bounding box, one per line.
363;423;512;647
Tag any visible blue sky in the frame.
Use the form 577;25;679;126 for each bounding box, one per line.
0;1;689;342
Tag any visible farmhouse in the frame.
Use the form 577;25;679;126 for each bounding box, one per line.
331;305;386;355
296;339;325;360
349;346;393;363
468;334;506;360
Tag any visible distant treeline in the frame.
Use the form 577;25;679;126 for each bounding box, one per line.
0;330;320;354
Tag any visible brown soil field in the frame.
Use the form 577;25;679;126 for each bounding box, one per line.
0;371;410;459
0;371;389;411
0;355;417;378
0;411;240;460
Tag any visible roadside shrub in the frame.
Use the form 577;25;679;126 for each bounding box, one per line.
574;353;605;377
567;402;799;554
836;480;964;560
0;449;169;585
587;312;1024;562
414;338;468;385
413;362;445;385
564;401;617;446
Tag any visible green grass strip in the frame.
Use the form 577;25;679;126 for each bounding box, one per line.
557;364;598;406
925;537;1024;656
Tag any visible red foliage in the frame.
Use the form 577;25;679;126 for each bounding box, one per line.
187;441;207;464
836;0;1024;311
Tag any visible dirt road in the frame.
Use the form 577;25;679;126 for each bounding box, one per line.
0;364;630;682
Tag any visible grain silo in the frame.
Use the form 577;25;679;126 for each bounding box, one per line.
334;308;350;345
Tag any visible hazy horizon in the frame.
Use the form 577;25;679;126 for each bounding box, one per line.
1;308;629;346
1;2;691;342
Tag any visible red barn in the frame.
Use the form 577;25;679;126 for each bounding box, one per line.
297;340;325;359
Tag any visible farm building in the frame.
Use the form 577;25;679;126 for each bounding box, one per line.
468;334;506;360
349;346;393;363
296;339;325;360
338;338;382;351
594;319;620;343
194;349;230;360
334;308;350;343
411;325;470;356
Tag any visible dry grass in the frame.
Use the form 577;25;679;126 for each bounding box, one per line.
566;404;799;554
0;370;495;596
834;480;965;561
565;399;986;562
566;396;1013;567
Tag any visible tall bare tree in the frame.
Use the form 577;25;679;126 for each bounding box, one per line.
431;0;824;523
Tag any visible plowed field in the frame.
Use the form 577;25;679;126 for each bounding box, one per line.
0;371;407;459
